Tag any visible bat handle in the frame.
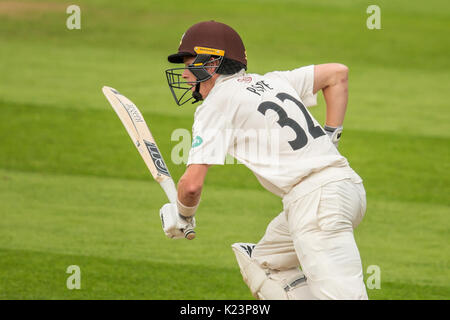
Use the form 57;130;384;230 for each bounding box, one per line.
184;227;196;240
180;214;196;240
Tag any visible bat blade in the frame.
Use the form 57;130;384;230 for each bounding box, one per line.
102;86;195;239
102;86;170;183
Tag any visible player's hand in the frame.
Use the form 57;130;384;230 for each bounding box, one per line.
159;203;196;239
324;125;343;148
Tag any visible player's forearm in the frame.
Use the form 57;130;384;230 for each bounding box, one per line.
177;177;202;207
177;164;209;208
322;67;348;127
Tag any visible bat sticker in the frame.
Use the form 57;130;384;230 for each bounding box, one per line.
144;140;170;177
124;103;144;123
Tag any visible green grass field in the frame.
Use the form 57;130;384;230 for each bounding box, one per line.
0;0;449;300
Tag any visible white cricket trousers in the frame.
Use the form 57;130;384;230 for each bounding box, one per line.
252;178;368;300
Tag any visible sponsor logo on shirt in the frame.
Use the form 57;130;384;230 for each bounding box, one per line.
237;76;252;83
192;136;203;148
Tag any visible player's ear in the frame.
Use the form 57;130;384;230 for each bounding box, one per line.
209;57;221;74
207;56;220;66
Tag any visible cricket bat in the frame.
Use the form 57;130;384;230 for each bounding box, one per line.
102;86;195;240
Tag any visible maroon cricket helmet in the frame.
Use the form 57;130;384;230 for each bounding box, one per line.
168;20;247;67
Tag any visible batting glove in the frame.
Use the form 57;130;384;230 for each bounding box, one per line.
160;203;196;239
324;125;343;148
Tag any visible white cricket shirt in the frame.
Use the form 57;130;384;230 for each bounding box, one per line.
187;65;362;198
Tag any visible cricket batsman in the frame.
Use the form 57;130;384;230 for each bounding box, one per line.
159;20;368;300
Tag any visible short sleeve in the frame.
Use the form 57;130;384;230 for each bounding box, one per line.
266;65;317;107
187;105;233;165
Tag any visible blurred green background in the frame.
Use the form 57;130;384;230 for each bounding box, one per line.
0;0;449;299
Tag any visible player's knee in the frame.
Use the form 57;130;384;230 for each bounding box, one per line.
343;280;368;300
311;278;368;300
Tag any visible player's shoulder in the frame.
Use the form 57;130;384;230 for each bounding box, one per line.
263;65;314;79
212;70;261;92
195;69;286;116
216;71;283;98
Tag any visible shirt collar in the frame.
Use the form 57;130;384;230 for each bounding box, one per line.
214;69;246;86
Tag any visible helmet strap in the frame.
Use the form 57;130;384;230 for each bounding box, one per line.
192;82;202;103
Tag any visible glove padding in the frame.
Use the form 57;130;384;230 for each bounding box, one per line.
160;203;196;239
324;125;343;148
